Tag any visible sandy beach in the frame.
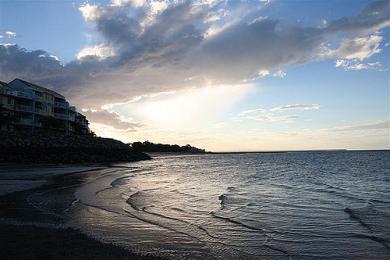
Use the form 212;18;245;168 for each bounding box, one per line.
0;164;161;260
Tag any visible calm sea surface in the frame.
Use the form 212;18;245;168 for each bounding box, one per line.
68;151;390;259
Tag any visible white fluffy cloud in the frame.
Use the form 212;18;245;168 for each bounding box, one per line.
79;3;103;22
249;114;299;122
333;35;383;61
237;103;321;123
76;44;116;60
335;59;382;71
271;104;321;112
5;31;16;38
111;0;138;7
272;70;286;78
258;69;270;77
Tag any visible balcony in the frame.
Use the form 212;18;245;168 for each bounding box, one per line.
35;108;47;115
68;115;76;122
34;95;45;102
54;101;68;109
55;113;69;120
1;103;14;110
14;104;33;112
14;118;34;125
9;91;33;100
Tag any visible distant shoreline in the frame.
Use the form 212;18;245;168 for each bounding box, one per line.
210;149;389;154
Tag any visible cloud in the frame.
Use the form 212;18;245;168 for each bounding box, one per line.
104;84;253;130
270;104;321;111
240;108;266;115
76;44;116;60
0;0;389;110
332;120;390;131
335;59;382;71
272;70;286;78
334;35;382;60
0;44;63;79
255;69;286;79
324;0;390;34
82;109;141;130
238;103;321;123
323;34;383;61
258;69;270;77
111;0;142;7
5;31;16;38
79;3;103;22
249;114;298;122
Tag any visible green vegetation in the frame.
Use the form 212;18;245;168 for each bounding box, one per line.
131;141;206;153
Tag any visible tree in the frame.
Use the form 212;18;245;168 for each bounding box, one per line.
130;141;206;153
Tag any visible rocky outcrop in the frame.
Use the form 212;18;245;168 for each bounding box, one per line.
0;131;150;164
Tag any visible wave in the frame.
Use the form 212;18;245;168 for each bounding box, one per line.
353;233;390;249
122;202;281;257
217;190;252;210
344;206;390;249
209;212;289;255
344;207;372;230
126;191;144;211
125;192;221;240
170;189;197;198
210;211;270;233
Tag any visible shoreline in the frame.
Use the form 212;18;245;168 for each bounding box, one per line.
0;164;162;260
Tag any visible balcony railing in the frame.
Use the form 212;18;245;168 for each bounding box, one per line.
34;95;45;102
35;108;47;115
14;105;33;112
9;91;33;99
55;101;68;109
14;118;34;125
55;113;69;120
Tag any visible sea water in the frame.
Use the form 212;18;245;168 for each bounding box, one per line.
68;151;390;259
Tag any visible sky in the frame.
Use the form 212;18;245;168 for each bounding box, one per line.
0;0;389;151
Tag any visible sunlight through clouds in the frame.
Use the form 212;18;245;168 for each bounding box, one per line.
103;84;254;131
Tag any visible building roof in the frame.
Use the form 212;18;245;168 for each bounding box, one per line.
0;80;9;87
11;78;65;99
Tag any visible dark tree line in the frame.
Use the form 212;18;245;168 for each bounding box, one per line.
131;141;206;153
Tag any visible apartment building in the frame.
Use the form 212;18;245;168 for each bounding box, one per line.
0;79;89;133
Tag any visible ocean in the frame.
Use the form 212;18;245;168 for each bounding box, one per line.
53;151;389;258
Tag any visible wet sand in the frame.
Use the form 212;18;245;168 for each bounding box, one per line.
0;224;160;260
0;165;162;260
